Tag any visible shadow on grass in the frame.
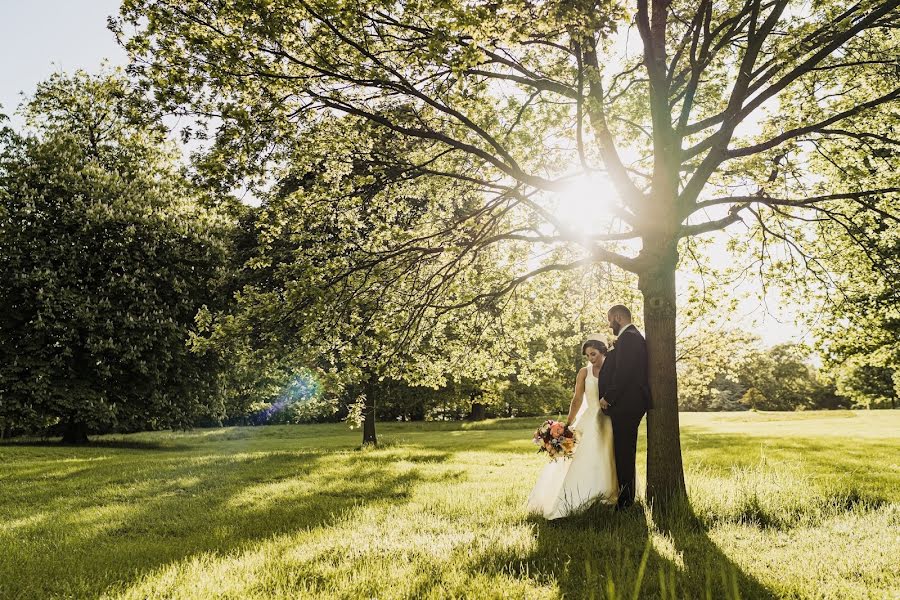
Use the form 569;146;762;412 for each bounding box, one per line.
464;498;777;599
2;446;448;599
650;498;776;599
0;438;184;451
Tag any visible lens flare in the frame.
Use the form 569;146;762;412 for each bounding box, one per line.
253;370;322;424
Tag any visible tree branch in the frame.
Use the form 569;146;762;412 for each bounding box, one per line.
679;203;750;238
694;187;900;211
580;39;646;212
727;86;900;158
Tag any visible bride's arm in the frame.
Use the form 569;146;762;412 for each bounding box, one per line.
565;368;587;424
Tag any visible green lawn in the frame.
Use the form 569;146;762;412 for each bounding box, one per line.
1;411;898;599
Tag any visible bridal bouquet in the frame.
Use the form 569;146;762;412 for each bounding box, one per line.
532;419;578;460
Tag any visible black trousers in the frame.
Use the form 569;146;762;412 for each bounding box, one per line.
611;413;644;507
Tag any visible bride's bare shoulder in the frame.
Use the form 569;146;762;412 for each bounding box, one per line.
576;366;588;380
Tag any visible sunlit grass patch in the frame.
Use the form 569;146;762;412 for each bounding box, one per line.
687;459;886;529
1;411;897;599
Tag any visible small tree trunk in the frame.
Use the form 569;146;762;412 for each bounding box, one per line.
639;247;687;505
411;399;425;421
469;400;486;421
62;420;89;444
362;389;377;446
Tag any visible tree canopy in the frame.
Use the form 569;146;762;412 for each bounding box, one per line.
112;0;900;500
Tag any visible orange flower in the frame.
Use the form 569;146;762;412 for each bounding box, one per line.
549;422;565;437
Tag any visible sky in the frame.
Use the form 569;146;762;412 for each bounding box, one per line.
0;0;126;127
0;1;807;347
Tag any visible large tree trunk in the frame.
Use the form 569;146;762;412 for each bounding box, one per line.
639;244;687;505
62;420;89;444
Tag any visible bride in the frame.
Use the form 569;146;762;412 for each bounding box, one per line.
526;335;618;519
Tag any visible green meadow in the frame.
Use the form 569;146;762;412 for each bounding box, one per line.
1;411;897;599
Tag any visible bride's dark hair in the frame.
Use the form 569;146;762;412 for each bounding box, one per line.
581;340;608;355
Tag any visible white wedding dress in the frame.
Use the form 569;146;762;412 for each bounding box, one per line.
526;365;618;519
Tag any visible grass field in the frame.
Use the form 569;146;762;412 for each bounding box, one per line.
1;411;898;599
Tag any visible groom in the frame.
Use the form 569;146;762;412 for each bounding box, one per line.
599;305;649;509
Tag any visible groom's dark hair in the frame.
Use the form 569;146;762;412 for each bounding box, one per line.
608;305;632;320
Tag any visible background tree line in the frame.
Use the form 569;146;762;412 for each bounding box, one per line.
1;67;896;442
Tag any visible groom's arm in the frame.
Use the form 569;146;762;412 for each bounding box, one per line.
598;351;615;401
606;333;639;408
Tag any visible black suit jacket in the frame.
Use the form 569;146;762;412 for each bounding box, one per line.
597;348;616;402
600;325;650;418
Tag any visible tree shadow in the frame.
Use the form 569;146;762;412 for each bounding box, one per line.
0;438;183;451
3;445;448;599
649;497;777;599
462;502;663;598
462;497;777;599
531;503;663;598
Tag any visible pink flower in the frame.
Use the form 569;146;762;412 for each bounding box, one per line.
549;422;565;437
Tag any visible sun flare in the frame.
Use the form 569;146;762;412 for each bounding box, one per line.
551;173;620;237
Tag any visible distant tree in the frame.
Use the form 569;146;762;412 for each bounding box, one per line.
0;71;229;442
810;228;899;409
808;380;852;411
678;333;844;412
705;375;748;412
185;128;638;441
833;360;897;409
735;344;841;410
677;329;757;411
739;387;767;411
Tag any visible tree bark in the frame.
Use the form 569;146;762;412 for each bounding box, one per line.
61;420;89;444
639;245;687;504
362;388;377;446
